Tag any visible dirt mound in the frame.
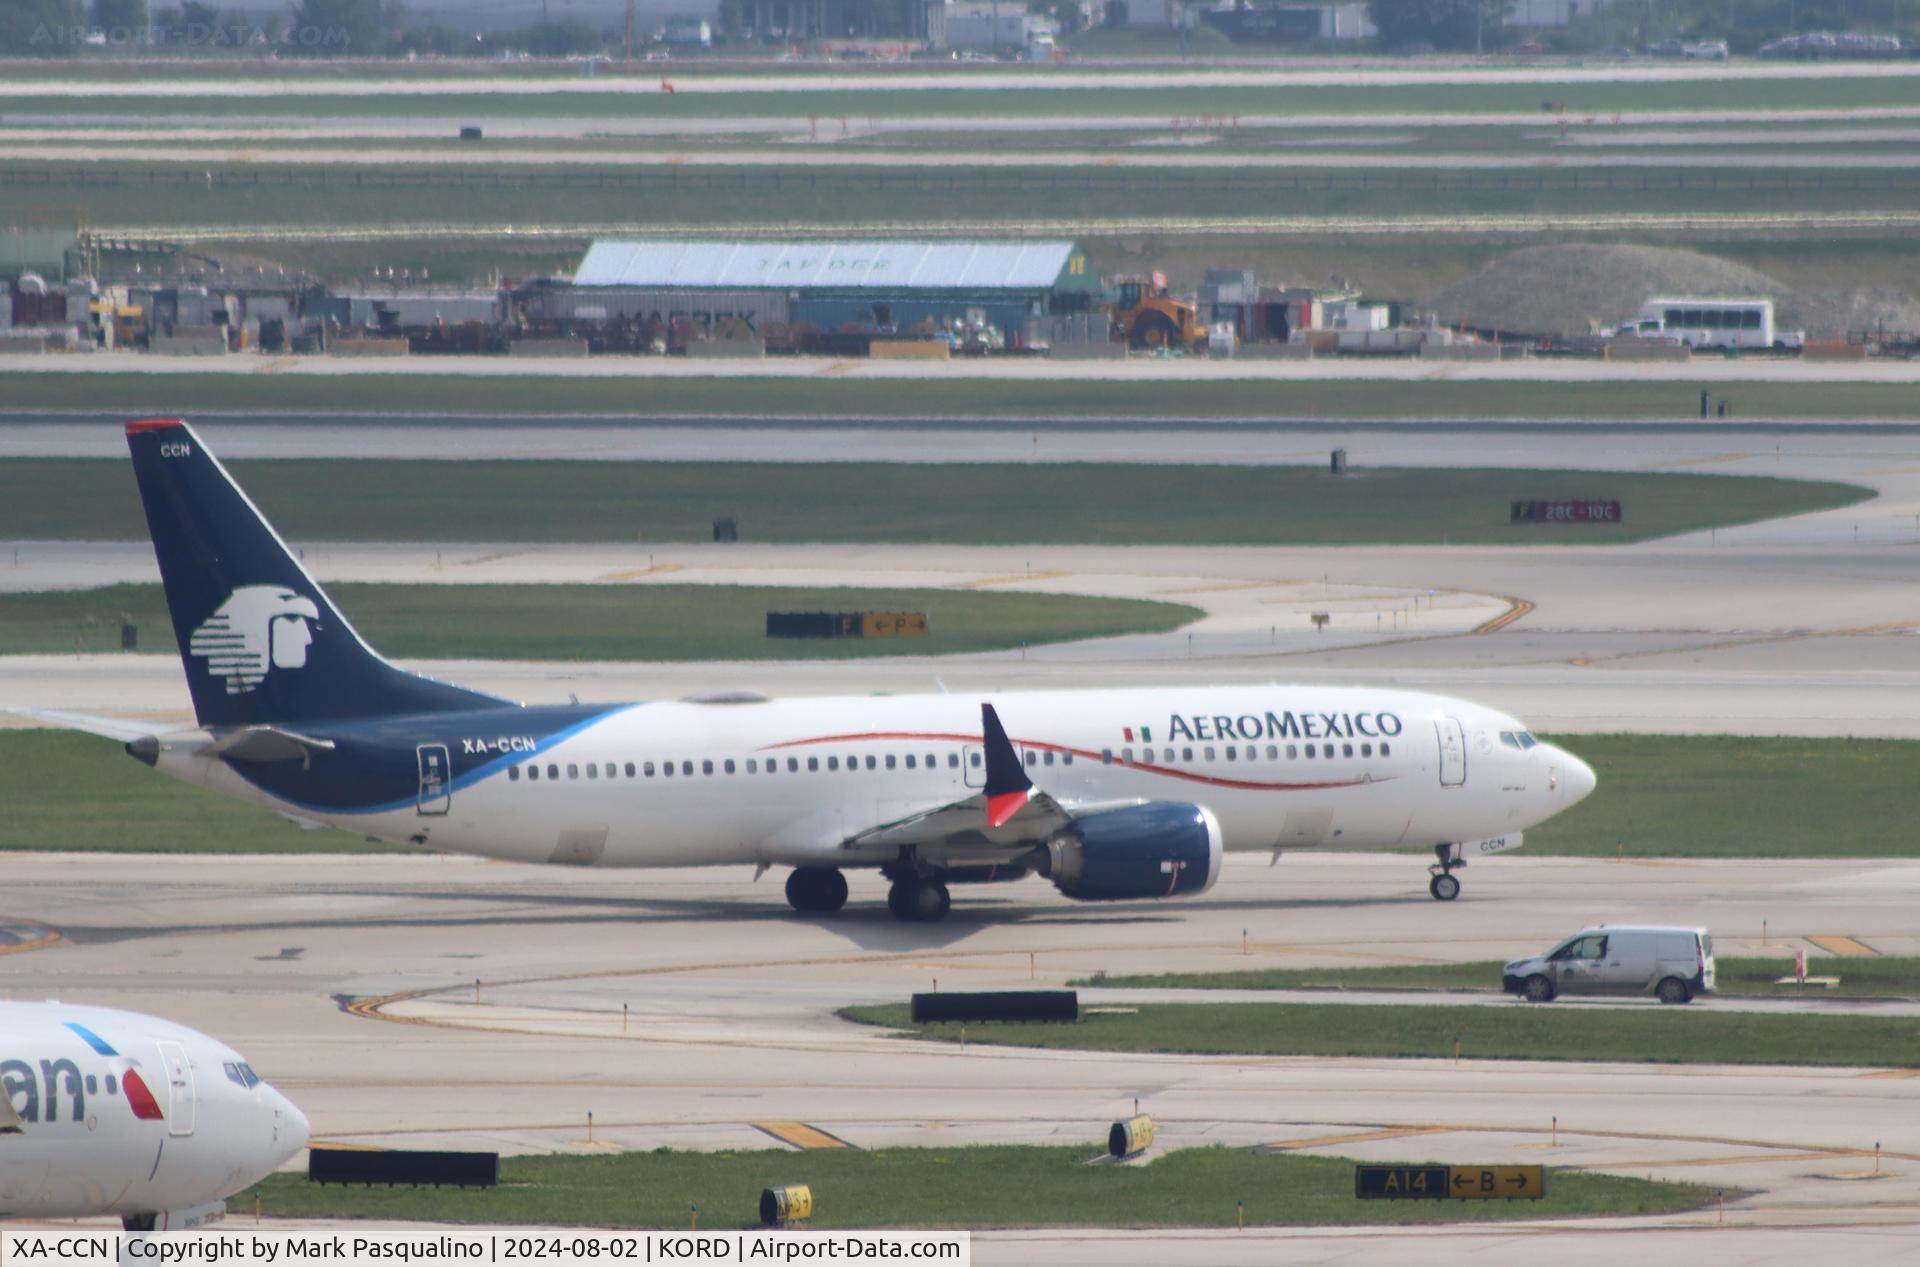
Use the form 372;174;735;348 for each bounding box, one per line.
1782;287;1920;341
1430;244;1785;337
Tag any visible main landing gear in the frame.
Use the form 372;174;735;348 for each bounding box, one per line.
1427;844;1461;902
785;866;849;914
886;874;952;923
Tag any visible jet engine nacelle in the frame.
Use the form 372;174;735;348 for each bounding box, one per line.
1042;802;1223;901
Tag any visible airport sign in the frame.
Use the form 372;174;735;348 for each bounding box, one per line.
1355;1165;1545;1200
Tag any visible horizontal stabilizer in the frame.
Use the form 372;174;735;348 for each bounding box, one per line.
204;725;338;764
0;707;159;743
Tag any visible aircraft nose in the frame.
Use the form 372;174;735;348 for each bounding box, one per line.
272;1089;310;1160
1552;748;1597;804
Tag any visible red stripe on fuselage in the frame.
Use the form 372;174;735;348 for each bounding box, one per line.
757;730;1386;794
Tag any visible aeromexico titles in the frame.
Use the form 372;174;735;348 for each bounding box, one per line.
23;419;1597;923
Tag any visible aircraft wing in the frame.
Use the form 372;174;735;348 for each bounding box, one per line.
0;707;160;743
840;703;1075;854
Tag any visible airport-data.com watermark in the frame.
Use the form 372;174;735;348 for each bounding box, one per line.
31;23;355;50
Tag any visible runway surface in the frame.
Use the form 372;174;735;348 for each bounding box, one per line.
2;850;1917;1263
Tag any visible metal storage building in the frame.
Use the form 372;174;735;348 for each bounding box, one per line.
559;239;1098;343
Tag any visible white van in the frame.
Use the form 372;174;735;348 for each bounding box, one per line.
1503;926;1715;1004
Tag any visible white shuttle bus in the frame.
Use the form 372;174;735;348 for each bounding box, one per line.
1623;297;1801;350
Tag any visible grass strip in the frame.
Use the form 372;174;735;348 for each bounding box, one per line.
1528;734;1920;859
0;731;390;855
0;583;1197;660
1070;958;1920;1000
0;374;1913;422
8;75;1919;119
0;459;1868;546
250;1144;1703;1229
841;1001;1920;1067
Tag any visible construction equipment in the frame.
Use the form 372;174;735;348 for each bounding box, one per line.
1103;272;1208;350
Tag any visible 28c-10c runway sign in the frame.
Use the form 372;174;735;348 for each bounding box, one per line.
1354;1165;1546;1200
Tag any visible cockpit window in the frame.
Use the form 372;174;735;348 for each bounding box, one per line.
1519;732;1538;748
223;1062;261;1089
1499;731;1521;749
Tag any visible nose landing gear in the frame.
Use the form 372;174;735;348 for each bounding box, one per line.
1427;844;1462;901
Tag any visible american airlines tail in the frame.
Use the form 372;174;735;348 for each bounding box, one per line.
125;417;502;728
18;418;1595;922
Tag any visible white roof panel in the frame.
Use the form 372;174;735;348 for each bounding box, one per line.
573;240;1076;291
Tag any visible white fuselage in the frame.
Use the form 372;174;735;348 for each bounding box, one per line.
160;685;1595;872
0;1003;307;1223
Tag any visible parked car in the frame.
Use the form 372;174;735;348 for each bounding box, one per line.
1645;38;1684;57
1503;925;1716;1004
1682;39;1729;60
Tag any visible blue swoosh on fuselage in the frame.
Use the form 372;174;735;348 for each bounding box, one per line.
221;703;642;815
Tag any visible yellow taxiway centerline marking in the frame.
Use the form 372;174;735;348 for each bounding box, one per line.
598;563;689;581
0;923;62;956
1563;1150;1867;1170
1263;1125;1456;1152
753;1121;855;1150
1473;596;1535;636
1647;451;1753;469
1808;935;1879;957
1861;1069;1920;1079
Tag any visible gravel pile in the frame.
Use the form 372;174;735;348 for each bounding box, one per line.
1429;243;1920;339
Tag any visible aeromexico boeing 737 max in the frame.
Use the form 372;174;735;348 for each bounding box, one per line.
25;419;1596;922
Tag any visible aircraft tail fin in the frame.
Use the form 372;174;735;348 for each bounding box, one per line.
124;418;504;729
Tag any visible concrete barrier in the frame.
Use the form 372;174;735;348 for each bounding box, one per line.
1049;341;1127;361
509;337;589;358
1418;342;1502;361
683;339;765;360
1232;342;1314;360
1604;340;1691;363
328;338;410;358
870;339;950;361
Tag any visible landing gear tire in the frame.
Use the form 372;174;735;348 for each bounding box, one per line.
887;876;952;923
1522;974;1555;1003
785;867;848;915
1429;872;1460;902
1656;976;1692;1005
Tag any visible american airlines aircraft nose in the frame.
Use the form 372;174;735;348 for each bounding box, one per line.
274;1090;310;1161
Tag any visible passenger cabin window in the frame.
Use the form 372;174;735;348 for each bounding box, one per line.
828;756;839;771
508;766;520;781
662;762;674;777
724;759;736;774
968;752;981;768
586;764;598;779
644;762;656;777
681;761;693;776
567;764;578;779
904;755;916;769
1381;742;1391;756
624;762;635;777
547;763;559;780
808;757;819;771
1101;749;1113;765
865;755;876;770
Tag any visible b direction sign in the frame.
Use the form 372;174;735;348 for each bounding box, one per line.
1355;1165;1545;1201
